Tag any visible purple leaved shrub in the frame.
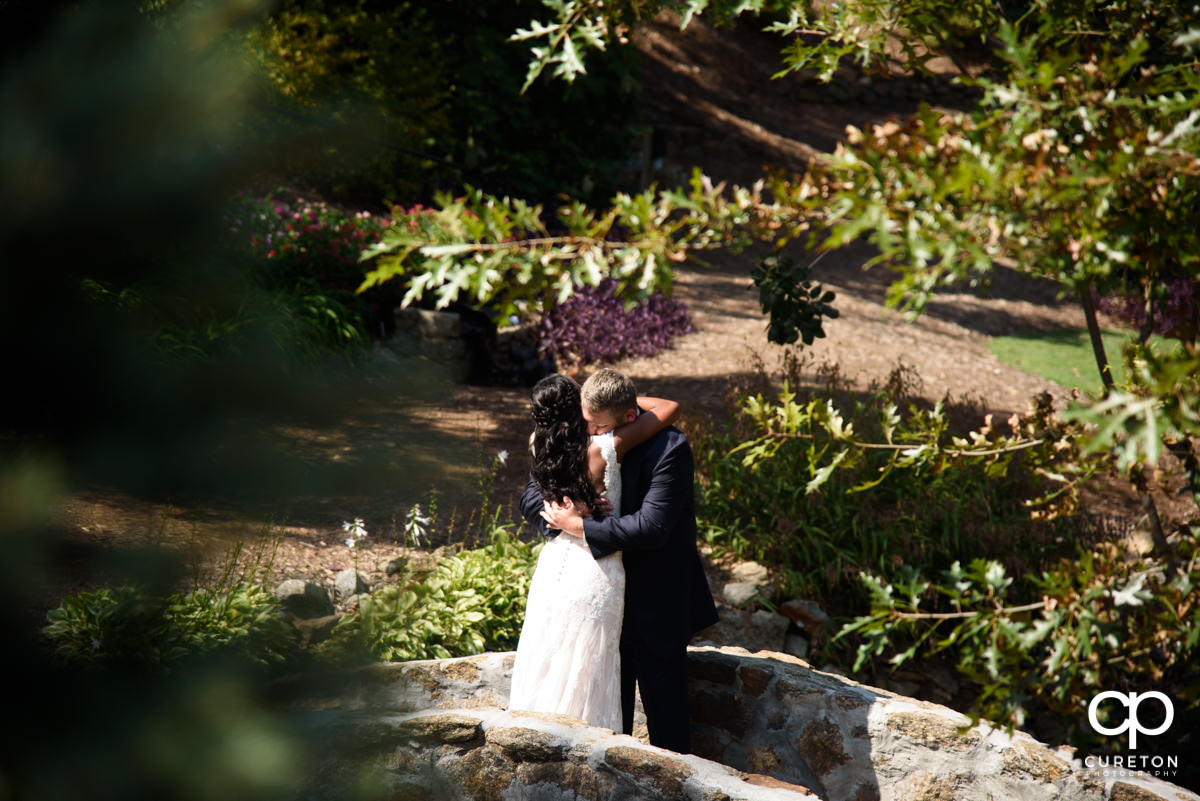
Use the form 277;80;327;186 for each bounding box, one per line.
1096;278;1199;341
539;279;693;367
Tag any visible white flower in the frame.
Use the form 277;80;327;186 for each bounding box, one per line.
404;504;430;546
342;517;368;548
984;561;1009;590
90;638;102;651
497;450;510;466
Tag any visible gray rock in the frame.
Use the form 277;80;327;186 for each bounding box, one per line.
274;579;334;619
380;332;422;358
334;568;369;602
703;605;789;654
724;561;770;607
723;581;761;607
368;343;402;365
886;679;921;698
417;338;465;361
783;632;810;660
730;560;769;585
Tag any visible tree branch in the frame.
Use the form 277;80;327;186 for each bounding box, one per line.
753;429;1045;457
891;600;1045;620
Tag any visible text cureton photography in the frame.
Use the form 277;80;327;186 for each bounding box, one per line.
1084;690;1178;779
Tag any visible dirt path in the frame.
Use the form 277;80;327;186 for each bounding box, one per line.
48;241;1087;603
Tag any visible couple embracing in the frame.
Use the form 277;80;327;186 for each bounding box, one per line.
509;368;718;754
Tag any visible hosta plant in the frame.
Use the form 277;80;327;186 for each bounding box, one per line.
319;526;540;663
43;583;299;672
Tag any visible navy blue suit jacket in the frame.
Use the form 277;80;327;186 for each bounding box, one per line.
520;425;718;659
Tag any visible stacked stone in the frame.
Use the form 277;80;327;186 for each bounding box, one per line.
380;710;819;801
281;650;1199;801
387;308;466;377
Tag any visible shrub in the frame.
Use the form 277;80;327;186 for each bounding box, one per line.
694;362;1088;614
319;527;540;663
1096;278;1199;344
847;536;1200;749
43;584;299;672
539;278;692;367
77;192;401;368
438;532;539;651
226;192;403;339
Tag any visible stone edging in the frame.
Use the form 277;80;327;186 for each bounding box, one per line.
280;648;1199;801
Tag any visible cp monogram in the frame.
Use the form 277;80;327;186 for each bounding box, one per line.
1087;691;1174;749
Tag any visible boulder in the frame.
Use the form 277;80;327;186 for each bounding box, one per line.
292;613;342;648
334;568;369;602
274;579;334;619
724;581;763;607
731;561;769;585
779;599;831;636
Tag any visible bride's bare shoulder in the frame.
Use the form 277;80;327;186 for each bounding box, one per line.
587;441;606;481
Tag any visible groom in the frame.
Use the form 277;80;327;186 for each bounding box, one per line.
521;368;718;754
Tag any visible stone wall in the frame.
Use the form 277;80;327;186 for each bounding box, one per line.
281;647;1198;801
383;307;553;386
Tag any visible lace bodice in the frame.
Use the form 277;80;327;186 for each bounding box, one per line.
591;431;621;516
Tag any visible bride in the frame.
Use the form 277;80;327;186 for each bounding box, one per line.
507;373;679;730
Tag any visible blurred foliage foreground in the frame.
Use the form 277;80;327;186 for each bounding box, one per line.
0;2;495;799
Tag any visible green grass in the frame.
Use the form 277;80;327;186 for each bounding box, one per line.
989;328;1171;395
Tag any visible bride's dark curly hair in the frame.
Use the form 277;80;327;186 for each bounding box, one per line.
530;374;600;513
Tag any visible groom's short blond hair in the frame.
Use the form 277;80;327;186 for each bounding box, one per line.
581;368;637;416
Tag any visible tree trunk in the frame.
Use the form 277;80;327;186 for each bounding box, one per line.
1080;284;1114;393
1138;285;1155;344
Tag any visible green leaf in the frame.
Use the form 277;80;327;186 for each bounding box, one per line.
806;449;849;494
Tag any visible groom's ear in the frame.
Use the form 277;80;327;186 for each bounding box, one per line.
622;407;639;424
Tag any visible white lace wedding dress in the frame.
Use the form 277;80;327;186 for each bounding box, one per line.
508;431;624;730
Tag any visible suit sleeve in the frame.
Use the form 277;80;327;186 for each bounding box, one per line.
519;480;551;537
582;436;693;557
